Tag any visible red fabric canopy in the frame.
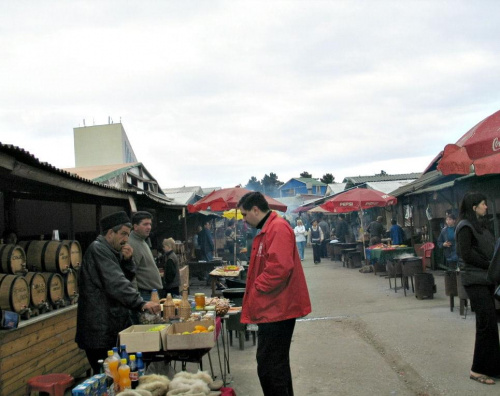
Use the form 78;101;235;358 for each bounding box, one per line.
188;187;287;213
438;110;500;176
320;187;397;213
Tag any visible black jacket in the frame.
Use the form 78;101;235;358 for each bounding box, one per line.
75;235;145;350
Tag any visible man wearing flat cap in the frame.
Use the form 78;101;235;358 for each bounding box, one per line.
76;211;161;375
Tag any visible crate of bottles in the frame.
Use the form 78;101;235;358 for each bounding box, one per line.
119;324;169;353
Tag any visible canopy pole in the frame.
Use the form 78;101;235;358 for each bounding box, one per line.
234;208;238;265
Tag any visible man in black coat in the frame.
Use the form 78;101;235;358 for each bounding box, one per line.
75;211;161;374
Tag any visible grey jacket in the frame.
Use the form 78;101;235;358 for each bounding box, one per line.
75;235;145;350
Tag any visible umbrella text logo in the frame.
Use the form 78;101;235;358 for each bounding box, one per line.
492;137;500;152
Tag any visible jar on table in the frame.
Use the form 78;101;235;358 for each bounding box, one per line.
195;293;205;310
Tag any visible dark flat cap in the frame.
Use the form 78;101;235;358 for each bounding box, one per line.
100;211;131;232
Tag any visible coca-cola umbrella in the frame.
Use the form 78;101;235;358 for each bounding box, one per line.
437;109;500;176
320;187;397;261
188;186;287;263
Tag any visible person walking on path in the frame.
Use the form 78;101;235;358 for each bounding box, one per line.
75;211;160;375
294;218;307;260
456;192;500;385
308;219;324;264
238;192;311;396
128;211;163;301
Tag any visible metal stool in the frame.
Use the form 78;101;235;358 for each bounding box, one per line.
386;259;402;292
26;373;74;396
400;257;423;296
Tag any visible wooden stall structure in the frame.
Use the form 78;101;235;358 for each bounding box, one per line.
0;143;186;393
0;306;86;395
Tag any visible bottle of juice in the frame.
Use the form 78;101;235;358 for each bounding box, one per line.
104;350;119;394
118;358;131;391
151;289;160;304
102;361;115;396
163;293;175;321
179;284;191;320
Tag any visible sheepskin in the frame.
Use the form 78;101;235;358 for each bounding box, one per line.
136;373;171;396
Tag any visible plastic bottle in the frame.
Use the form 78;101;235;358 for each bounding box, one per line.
179;284;191;320
120;344;129;364
151;289;160;303
118;358;131;391
104;350;119;394
136;352;145;377
163;293;175;321
102;361;115;396
112;347;120;362
129;354;139;389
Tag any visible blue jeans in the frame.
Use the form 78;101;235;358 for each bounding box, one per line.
296;241;305;260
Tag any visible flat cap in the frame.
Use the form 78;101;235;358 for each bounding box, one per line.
100;211;131;232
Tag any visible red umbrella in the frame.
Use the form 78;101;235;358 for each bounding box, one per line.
437;109;500;176
188;187;287;265
188;186;287;213
320;187;397;213
320;187;397;262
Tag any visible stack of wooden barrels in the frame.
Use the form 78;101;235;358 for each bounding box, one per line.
0;239;82;319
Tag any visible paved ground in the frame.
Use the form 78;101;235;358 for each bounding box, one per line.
188;246;500;396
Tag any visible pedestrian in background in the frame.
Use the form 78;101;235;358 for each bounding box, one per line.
158;237;181;297
308;219;324;264
318;216;330;258
456;192;500;385
238;192;311;396
437;213;458;269
294;218;307;261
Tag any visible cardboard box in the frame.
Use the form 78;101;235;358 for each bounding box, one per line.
119;324;169;353
166;319;215;350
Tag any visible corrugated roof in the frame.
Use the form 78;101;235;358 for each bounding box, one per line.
63;162;141;181
326;183;347;195
343;172;422;183
390;171;444;197
162;186;203;194
294;177;326;186
364;180;416;194
0;143;136;193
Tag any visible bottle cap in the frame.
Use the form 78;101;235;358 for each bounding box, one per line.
121;358;127;364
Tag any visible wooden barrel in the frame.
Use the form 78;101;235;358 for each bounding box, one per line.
63;270;78;300
0;244;27;274
24;272;47;308
41;272;64;307
21;241;70;274
0;274;30;313
61;240;82;270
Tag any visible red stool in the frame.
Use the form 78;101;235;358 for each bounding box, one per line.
26;373;74;396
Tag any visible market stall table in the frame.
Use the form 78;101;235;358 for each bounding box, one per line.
366;246;416;275
209;266;244;297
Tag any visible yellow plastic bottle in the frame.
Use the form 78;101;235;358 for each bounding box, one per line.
118;358;131;391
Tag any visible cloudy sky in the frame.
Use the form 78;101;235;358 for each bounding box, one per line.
1;1;500;189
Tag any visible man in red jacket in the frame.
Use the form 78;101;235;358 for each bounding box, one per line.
238;192;312;396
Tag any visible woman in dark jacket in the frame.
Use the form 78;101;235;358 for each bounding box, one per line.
456;192;500;385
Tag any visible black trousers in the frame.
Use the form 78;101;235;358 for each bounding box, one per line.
312;243;321;263
464;284;500;377
257;318;296;396
85;348;110;375
320;240;328;257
